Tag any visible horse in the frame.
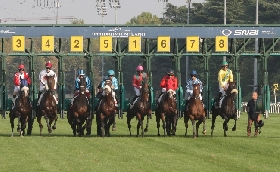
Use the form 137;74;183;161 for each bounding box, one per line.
10;79;32;137
155;89;178;137
184;83;206;138
96;79;116;137
127;78;152;137
36;75;58;136
211;82;238;137
67;77;90;137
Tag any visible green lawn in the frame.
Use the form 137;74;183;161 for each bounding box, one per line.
0;113;279;172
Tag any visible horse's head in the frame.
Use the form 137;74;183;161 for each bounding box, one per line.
103;79;112;96
192;83;200;96
79;77;86;94
141;78;149;94
227;81;238;96
166;89;175;99
45;75;55;93
20;86;29;97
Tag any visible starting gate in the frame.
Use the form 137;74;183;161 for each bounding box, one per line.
0;24;278;119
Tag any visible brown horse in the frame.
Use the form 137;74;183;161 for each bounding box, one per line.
10;80;31;137
96;79;116;137
155;89;178;137
184;83;206;138
67;77;89;137
127;78;152;137
36;75;58;136
211;82;238;137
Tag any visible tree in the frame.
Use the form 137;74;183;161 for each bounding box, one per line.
126;12;161;25
70;19;85;24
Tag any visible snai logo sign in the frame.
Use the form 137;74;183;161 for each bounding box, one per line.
222;29;259;36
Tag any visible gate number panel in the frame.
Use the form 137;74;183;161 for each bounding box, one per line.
157;36;170;52
186;36;200;52
215;36;228;52
12;36;25;52
41;36;54;52
128;36;141;52
100;36;112;52
70;36;83;52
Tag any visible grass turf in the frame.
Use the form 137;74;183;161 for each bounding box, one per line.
0;113;279;172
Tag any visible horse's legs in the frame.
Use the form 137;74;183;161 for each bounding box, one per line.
21;116;28;137
223;117;229;137
184;112;189;137
192;120;196;138
171;114;178;135
10;113;15;137
144;114;150;133
71;119;77;136
17;116;21;132
52;115;58;130
127;112;132;136
27;115;34;136
37;115;43;136
44;115;52;135
156;111;161;136
232;114;237;131
211;112;217;137
100;114;105;137
202;116;206;135
166;115;171;137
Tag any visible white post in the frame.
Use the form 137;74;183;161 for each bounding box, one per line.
223;0;226;62
254;0;259;91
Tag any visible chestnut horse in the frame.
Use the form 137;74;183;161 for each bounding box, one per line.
155;89;178;137
184;83;206;138
211;82;238;137
10;79;32;137
36;75;58;136
67;77;89;137
127;78;152;137
96;79;116;137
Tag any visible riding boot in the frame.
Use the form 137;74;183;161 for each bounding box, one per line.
130;95;139;105
95;95;103;111
215;92;223;108
157;92;164;104
12;95;16;109
185;100;189;111
37;91;42;106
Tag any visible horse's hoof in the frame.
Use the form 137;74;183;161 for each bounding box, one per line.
202;130;206;135
52;126;56;130
224;134;227;137
158;134;160;136
232;127;236;131
144;128;148;132
112;127;116;131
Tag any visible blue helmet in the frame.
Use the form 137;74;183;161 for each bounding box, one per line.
78;69;85;76
108;70;115;76
190;70;197;76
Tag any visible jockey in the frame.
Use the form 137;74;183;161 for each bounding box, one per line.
12;64;31;108
74;69;91;99
157;69;178;104
95;82;103;99
214;61;234;107
185;70;203;110
130;65;148;106
101;70;119;107
37;61;58;106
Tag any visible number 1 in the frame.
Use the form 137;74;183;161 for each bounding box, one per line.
133;40;137;48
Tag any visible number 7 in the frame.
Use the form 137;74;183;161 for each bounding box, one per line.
190;40;195;48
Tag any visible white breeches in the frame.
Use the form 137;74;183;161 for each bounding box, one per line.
219;82;229;96
134;87;141;96
14;86;20;93
40;82;57;92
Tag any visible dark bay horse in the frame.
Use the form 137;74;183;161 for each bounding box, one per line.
10;79;31;137
67;77;89;137
184;83;206;138
127;78;152;137
211;82;238;137
96;79;116;137
36;75;58;136
155;89;178;137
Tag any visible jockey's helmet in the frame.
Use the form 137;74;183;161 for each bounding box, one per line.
18;64;25;70
78;69;85;76
168;69;174;76
136;65;143;71
190;70;197;76
222;61;228;66
257;120;264;128
45;61;52;68
108;70;115;76
97;83;102;89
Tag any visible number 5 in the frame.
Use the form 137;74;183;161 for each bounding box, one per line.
104;40;108;48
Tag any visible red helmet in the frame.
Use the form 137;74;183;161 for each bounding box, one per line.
45;61;52;68
18;64;25;69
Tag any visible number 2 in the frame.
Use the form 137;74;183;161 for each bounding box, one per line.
74;40;79;48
